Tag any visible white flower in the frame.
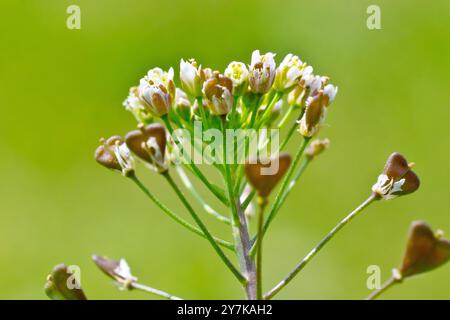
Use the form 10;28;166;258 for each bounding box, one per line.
180;59;207;97
138;67;175;117
224;61;249;96
323;84;338;105
113;142;135;176
114;259;138;288
248;50;276;94
372;174;405;200
273;54;306;91
122;87;153;124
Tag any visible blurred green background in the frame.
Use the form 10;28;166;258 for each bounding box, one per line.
1;0;449;299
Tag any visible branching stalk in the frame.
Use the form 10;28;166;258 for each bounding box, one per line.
163;172;245;283
129;175;234;250
264;194;378;299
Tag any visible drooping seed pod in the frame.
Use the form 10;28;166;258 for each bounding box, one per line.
371;152;420;200
398;221;450;279
138;67;175;117
92;255;137;290
273;54;306;92
305;138;330;159
125;123;168;173
202;72;234;116
224;61;249;96
95;135;135;177
245;153;292;198
248;50;276;94
44;264;87;300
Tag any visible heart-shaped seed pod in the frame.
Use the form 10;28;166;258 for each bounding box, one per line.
372;152;420;200
125;123;167;172
44;264;87;300
245;153;292;198
399;221;450;279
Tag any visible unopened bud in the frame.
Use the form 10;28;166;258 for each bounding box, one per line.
202;72;234;115
305;138;330;158
248;50;276;94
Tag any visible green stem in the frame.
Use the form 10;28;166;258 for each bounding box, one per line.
162;115;229;205
221;118;257;299
196;96;209;130
131;282;183;300
366;276;399;300
277;105;294;128
264;194;378;299
175;165;231;225
256;198;267;300
279;109;304;151
261;137;311;239
163;172;245;283
256;91;282;128
130;175;234;250
273;157;311;214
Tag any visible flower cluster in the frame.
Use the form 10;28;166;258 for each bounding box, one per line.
46;50;440;301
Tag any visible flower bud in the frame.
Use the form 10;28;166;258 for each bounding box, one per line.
224;61;249;96
44;264;87;300
95;136;135;177
298;84;338;137
92;255;137;290
287;72;326;108
202;72;234;116
273;54;306;92
248;50;276;94
125;123;168;173
139;67;175;117
398;221;450;279
305;138;330;159
245;153;291;198
372;152;420;200
123;86;153;124
180;59;211;97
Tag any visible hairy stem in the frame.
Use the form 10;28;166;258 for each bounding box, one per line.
264;194;378;299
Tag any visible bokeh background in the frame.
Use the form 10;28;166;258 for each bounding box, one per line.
1;0;449;299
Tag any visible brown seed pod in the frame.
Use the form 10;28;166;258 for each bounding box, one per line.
245;153;292;198
125;123;167;172
44;264;87;300
95;136;124;171
399;221;450;279
372;152;420;199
